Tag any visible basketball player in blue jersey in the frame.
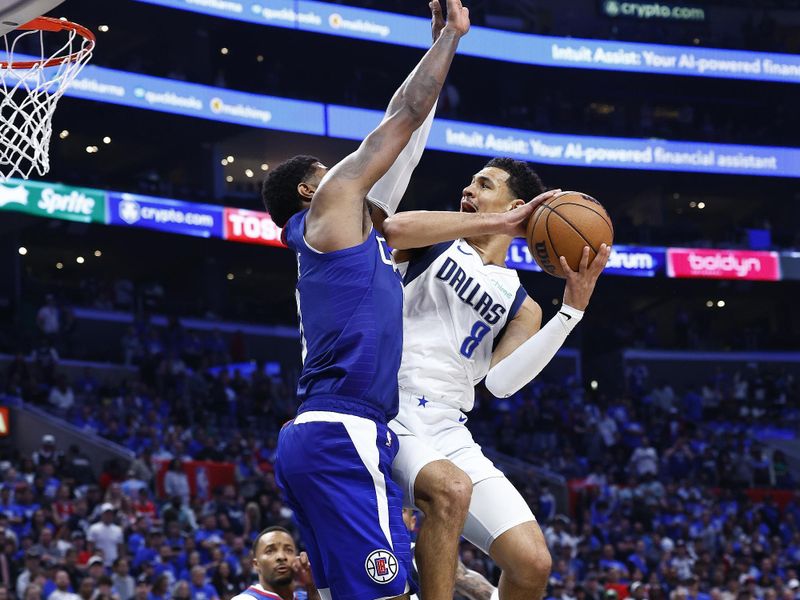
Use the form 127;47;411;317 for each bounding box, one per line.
258;2;498;600
232;527;319;600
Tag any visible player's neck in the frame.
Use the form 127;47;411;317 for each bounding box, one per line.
465;234;513;267
258;580;294;600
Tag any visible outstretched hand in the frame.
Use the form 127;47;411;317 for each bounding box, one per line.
430;0;445;42
443;0;470;37
503;189;561;238
561;244;612;311
293;552;315;588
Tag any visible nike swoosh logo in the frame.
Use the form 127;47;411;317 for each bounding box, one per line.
458;416;467;423
559;311;572;321
456;244;471;256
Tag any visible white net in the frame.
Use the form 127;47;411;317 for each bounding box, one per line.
0;18;94;181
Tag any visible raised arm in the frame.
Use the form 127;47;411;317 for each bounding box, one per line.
367;3;445;223
305;0;470;253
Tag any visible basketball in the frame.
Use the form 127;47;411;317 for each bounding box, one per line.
526;191;614;278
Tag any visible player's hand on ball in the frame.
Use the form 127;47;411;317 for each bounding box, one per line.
503;189;561;238
561;244;611;311
443;0;470;37
430;0;445;42
293;551;314;587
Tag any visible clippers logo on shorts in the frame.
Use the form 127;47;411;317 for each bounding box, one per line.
365;550;398;584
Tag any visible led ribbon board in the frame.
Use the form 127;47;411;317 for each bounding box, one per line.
327;106;800;178
45;62;800;178
134;0;800;84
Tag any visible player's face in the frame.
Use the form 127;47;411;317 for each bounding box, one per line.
461;167;520;214
254;531;297;587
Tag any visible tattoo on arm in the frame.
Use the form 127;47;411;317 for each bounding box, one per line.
455;562;496;600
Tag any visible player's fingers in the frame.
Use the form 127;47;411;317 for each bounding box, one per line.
579;246;590;272
430;0;443;20
559;255;574;276
445;0;462;16
592;244;611;273
530;188;561;209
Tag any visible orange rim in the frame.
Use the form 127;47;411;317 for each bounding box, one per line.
1;16;95;70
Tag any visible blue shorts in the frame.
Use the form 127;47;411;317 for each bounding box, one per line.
276;410;415;600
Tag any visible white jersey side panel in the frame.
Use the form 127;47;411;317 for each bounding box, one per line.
397;240;526;412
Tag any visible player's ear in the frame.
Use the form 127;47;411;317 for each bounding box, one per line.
298;182;316;200
509;198;525;211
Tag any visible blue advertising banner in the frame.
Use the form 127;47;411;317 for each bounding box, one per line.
8;54;796;178
107;192;225;239
327;105;800;178
64;63;326;134
507;238;665;277
134;0;800;84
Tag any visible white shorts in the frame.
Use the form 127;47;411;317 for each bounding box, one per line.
390;389;536;554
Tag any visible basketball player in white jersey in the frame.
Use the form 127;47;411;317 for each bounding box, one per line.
372;158;611;600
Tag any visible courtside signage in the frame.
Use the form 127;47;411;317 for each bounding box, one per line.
108;193;224;239
666;248;781;281
223;207;285;247
133;0;800;84
3;175;795;283
0;179;105;224
507;238;665;277
328;106;800;178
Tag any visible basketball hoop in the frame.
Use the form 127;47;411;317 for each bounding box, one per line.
0;16;95;180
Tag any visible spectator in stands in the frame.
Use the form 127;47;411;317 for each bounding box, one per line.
629;436;659;478
164;460;190;506
87;504;123;567
23;583;44;600
48;376;75;415
47;569;79;600
211;560;239;599
111;557;134;600
16;548;44;599
171;580;191;600
128;450;154;486
37;295;60;344
132;575;150;600
189;564;220;600
33;435;62;469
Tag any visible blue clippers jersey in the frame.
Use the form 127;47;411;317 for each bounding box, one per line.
283;209;403;422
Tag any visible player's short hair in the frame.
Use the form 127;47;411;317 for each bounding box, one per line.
251;526;294;556
261;155;320;228
484;157;545;202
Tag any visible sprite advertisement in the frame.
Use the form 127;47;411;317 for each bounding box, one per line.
0;179;105;224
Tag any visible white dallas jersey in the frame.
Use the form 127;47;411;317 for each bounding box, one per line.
397;239;526;412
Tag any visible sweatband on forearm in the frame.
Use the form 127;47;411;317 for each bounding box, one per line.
367;102;437;216
484;304;584;398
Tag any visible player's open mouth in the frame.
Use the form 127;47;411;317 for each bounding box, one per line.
461;200;478;213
